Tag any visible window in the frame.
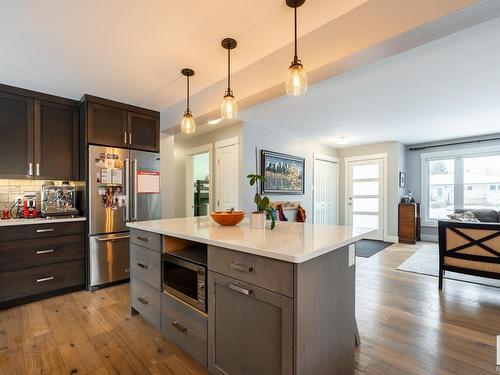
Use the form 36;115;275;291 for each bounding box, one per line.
422;148;500;225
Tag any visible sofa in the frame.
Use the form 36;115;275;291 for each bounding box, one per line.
437;209;500;289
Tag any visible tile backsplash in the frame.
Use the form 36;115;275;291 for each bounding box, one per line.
0;179;76;210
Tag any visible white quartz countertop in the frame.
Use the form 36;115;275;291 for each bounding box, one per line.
0;216;86;226
127;217;375;263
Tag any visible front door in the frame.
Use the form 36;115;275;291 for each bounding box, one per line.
347;158;384;240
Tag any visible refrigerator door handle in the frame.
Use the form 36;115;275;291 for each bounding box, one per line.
125;158;130;222
133;159;138;221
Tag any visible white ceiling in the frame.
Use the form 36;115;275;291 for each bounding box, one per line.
239;16;500;147
0;0;366;109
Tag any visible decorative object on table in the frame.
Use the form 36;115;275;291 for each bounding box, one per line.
408;190;415;203
247;174;276;229
210;208;245;226
296;204;306;222
398;171;406;188
261;150;305;194
276;204;288;221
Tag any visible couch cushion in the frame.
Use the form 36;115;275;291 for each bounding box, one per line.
455;209;499;223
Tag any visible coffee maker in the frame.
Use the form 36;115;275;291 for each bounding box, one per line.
22;192;38;219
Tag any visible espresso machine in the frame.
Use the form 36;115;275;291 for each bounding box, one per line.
41;181;79;217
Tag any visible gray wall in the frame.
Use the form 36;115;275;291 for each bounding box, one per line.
337;141;406;239
242;123;338;221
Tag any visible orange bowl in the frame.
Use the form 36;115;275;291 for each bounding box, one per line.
210;211;245;226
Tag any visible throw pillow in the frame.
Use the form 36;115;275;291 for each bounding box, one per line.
447;211;480;222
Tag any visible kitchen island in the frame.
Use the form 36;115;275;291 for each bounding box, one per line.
127;217;374;375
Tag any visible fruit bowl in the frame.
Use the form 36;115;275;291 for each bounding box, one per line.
210;211;245;226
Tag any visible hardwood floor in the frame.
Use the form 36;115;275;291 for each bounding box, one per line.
0;242;498;374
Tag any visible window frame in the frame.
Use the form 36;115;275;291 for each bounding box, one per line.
420;145;500;227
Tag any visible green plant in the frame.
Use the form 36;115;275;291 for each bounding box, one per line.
247;174;275;229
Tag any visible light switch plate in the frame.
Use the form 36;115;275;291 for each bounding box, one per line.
349;244;356;267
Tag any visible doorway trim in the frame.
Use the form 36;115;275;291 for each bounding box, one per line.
344;153;388;241
185;143;213;217
313;153;340;224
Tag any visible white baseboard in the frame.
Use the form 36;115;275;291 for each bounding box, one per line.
420;234;438;242
384;235;398;243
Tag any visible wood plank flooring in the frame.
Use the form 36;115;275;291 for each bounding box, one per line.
0;242;498;374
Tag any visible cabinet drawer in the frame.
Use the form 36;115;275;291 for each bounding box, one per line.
0;221;85;242
130;228;162;253
0;234;84;272
0;260;84;303
160;292;207;367
208;246;294;297
131;277;160;329
130;243;161;290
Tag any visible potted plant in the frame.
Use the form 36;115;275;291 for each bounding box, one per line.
247;174;275;230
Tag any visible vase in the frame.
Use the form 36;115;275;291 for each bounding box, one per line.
250;212;266;229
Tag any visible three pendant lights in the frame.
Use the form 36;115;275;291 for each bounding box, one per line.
181;0;307;134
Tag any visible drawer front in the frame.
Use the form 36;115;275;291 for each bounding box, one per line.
130;228;162;253
160;292;207;367
0;260;84;303
0;234;84;272
0;221;85;242
131;277;160;329
130;243;161;290
208;246;294;297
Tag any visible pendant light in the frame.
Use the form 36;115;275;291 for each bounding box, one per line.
180;68;196;134
221;38;238;119
286;0;307;96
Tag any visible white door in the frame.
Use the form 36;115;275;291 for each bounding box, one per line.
347;158;384;240
215;139;239;211
314;158;338;224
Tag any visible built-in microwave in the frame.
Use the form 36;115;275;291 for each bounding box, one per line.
162;247;207;313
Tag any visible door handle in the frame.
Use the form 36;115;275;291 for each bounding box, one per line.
37;276;54;283
137;262;148;269
230;262;253;273
125;158;130;222
129;132;132;144
229;283;252;295
36;249;54;255
171;321;188;334
36;163;40;176
36;228;54;233
133;159;138;221
28;162;33;176
124;131;127;144
137;297;148;305
96;235;130;242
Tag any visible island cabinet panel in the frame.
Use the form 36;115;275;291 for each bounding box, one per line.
160;292;208;367
131;277;161;329
208;245;294;297
208;271;294;375
130;243;161;290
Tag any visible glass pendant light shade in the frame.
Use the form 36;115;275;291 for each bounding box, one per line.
221;93;238;119
181;111;195;134
286;62;307;96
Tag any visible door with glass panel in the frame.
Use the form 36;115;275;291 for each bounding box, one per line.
347;158;384;240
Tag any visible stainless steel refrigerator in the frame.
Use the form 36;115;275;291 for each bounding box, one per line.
88;145;161;288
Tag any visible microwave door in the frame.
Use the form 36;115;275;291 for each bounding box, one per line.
130;150;161;222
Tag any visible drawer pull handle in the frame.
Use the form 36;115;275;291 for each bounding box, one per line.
136;236;149;242
37;276;54;283
230;262;253;273
137;262;148;269
36;249;54;255
97;235;130;242
229;283;252;296
137;297;148;305
36;228;54;233
171;321;188;334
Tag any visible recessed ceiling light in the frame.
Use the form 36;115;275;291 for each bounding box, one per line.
335;136;352;145
207;118;222;125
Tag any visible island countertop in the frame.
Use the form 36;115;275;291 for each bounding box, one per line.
127;216;374;263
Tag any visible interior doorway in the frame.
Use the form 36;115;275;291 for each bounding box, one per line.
185;144;212;217
215;137;239;211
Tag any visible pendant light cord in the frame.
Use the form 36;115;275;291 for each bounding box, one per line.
227;48;231;94
294;6;298;62
186;75;190;113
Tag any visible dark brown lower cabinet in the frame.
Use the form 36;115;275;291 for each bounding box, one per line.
208;271;294;375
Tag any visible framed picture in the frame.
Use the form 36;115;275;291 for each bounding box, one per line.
399;171;406;188
261;150;305;194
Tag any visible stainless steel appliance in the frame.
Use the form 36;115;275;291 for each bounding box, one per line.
162;246;207;312
88;145;161;288
41;181;79;217
194;179;209;216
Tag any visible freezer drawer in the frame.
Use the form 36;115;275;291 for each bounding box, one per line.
89;233;130;287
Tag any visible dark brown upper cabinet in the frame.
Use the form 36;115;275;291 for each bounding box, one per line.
0;92;34;179
82;95;160;152
128;112;159;152
0;84;80;181
34;100;79;180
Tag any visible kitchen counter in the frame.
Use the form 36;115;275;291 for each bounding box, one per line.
126;216;374;263
0;216;86;226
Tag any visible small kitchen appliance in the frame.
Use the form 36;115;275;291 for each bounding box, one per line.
41;181;79;217
22;192;38;219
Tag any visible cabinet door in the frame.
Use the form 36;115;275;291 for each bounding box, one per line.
87;102;127;147
34;100;79;180
128;112;159;152
0;92;34;178
208;271;293;375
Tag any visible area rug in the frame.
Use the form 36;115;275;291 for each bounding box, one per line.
397;244;500;289
355;239;392;258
